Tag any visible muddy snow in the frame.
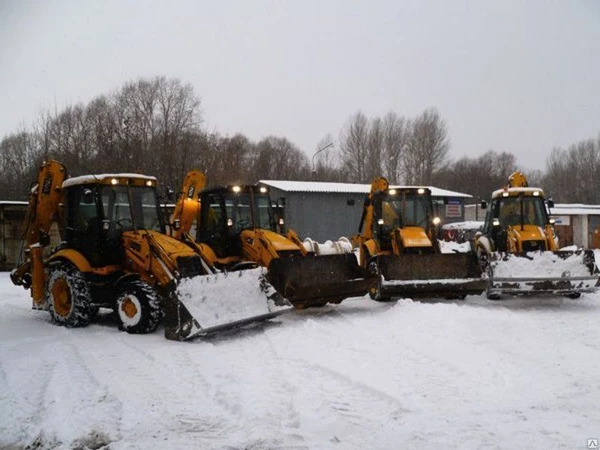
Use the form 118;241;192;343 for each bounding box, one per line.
1;272;600;450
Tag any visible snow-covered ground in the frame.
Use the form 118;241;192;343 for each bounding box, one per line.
1;272;600;450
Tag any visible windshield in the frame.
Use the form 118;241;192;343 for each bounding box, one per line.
223;192;275;232
100;185;162;232
381;193;431;228
493;196;548;228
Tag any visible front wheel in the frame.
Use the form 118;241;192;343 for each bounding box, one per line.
47;262;93;327
367;259;391;302
115;279;162;334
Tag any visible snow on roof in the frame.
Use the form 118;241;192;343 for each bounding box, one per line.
550;203;600;216
63;173;157;188
259;180;472;198
491;187;544;198
0;201;28;206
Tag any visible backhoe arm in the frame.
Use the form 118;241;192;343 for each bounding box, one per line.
171;170;206;240
11;160;67;294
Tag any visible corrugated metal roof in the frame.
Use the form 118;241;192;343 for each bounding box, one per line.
259;180;472;198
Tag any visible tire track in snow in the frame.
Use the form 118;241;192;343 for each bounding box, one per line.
277;357;407;449
0;352;57;447
93;334;243;448
37;337;123;446
173;336;308;450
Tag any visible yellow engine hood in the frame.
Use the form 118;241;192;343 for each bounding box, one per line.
248;229;300;252
398;227;433;248
123;230;198;260
509;224;546;242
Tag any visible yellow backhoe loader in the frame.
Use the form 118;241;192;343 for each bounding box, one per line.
353;177;486;299
170;171;377;308
475;171;599;299
10;161;291;341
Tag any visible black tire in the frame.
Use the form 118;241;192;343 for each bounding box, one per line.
367;259;391;302
115;279;162;334
486;289;502;300
564;292;581;299
47;262;93;327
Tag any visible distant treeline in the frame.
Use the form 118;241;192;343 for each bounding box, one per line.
0;75;598;204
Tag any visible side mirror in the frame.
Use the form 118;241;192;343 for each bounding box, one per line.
480;200;488;210
83;189;94;205
173;219;181;231
547;198;555;208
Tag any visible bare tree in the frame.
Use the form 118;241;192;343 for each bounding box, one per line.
382;111;408;183
404;108;450;184
339;111;369;182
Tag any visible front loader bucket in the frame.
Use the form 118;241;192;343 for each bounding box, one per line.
376;253;486;298
267;253;378;308
162;267;293;341
488;250;599;297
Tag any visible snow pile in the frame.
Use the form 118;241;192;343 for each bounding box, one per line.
303;237;353;255
442;221;484;231
176;268;291;330
439;239;472;253
492;251;593;278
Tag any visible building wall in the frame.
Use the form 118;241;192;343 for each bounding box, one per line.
270;189;365;241
0;204;27;271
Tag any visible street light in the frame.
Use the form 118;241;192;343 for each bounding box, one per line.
311;142;334;180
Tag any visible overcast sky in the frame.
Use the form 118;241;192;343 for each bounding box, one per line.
1;0;599;170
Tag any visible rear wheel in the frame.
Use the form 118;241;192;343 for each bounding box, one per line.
115;279;162;334
564;292;581;299
47;262;93;327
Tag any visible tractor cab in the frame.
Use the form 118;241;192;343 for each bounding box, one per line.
367;187;437;252
62;174;164;266
197;185;276;259
483;188;553;252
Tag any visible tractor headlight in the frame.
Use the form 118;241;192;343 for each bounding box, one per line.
232;186;241;193
418;188;425;194
432;217;441;226
389;189;397;195
377;219;384;225
260;186;267;193
111;178;119;185
146;180;153;187
493;218;500;227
